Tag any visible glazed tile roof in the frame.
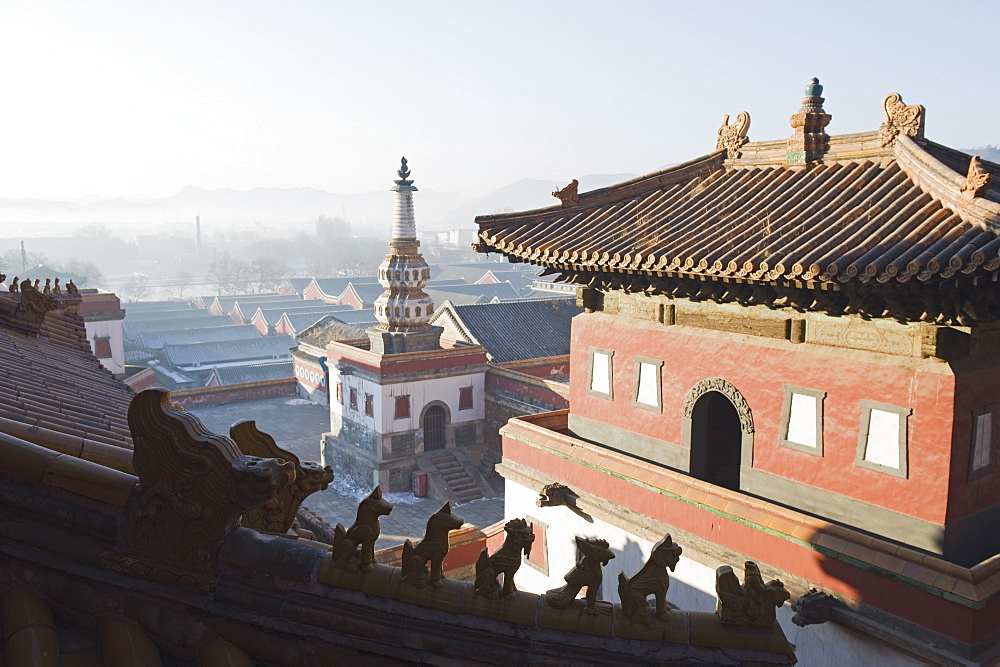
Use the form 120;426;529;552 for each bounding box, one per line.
0;294;133;448
124;308;211;322
327;309;379;325
161;334;295;368
475;133;1000;287
211;293;298;314
207;361;293;386
281;311;353;335
431;298;582;363
133;324;262;350
310;277;378;297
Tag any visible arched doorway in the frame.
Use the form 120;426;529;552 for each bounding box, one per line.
689;392;743;490
423;405;447;451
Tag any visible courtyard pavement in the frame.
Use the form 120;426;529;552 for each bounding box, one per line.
188;396;504;549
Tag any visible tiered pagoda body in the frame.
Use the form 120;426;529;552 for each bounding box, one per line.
475;81;1000;664
324;159;490;498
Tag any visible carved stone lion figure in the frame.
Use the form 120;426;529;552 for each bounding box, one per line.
126;389;295;565
473;518;535;599
617;533;682;625
330;485;395;573
716;561;790;628
545;536;615;615
400;502;465;589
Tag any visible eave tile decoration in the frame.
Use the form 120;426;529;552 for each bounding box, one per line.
474;82;1000;325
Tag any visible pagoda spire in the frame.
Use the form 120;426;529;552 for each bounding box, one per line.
786;77;832;167
373;157;435;333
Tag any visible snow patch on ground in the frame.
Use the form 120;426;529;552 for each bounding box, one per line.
283;398;314;406
330;475;423;505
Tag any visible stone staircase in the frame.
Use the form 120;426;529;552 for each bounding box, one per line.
428;451;483;504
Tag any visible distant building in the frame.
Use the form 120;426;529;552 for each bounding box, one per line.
324;159;491;503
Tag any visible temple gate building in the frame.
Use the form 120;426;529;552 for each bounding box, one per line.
475;80;1000;664
324;159;491;500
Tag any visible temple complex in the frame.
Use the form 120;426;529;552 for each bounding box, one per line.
323;159;491;499
476;80;1000;664
0;276;798;663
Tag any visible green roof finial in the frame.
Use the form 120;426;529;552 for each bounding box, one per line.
393;156;416;191
804;77;823;98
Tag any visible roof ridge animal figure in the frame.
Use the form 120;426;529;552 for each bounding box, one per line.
617;534;682;625
8;277;17;293
716;561;790;628
52;278;61;295
330;485;394;573
400;502;465;589
42;278;51;294
473;517;534;599
545;536;615;614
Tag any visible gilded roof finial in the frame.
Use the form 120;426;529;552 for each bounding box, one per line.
879;92;925;147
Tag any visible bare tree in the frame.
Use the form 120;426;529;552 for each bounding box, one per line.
121;274;151;302
244;257;288;294
208;256;247;295
170;270;194;298
59;259;103;287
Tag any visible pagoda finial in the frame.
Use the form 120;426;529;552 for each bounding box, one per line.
393;156;416;191
786;76;832;167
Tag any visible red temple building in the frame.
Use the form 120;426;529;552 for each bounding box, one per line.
475;80;1000;664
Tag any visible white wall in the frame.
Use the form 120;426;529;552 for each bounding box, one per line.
84;319;124;375
329;368;484;436
504;479;922;666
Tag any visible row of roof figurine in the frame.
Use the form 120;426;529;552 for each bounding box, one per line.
331;486;790;629
2;274;78;294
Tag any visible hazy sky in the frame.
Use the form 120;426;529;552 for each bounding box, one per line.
1;0;998;200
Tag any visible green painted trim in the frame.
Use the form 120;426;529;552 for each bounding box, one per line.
505;431;992;610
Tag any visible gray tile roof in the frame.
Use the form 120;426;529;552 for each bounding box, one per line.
280;311;344;334
311;277;378;297
279;278;313;295
162;334;295;368
348;282;386;305
211;293;296;314
208;361;293;386
124;308;214;322
123;314;232;340
425;282;522;306
431;298;581;363
254;303;353;325
134;324;262;350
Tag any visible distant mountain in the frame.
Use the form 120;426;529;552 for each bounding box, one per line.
963;146;1000;164
438;173;636;228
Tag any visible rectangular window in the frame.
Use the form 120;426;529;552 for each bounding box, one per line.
588;347;614;399
970;405;997;480
523;517;548;576
855;400;911;478
93;337;112;359
632;357;662;412
364;393;374;417
349;388;358;411
459;386;474;410
395;395;411;419
335;382;343;404
779;386;826;455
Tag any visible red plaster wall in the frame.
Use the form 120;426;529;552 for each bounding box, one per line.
251;313;268;335
950;365;1000;520
486;374;569;410
172;379;296;407
512;362;570;379
570;314;956;524
334;287;362;310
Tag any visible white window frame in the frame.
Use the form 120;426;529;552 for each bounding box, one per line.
632;357;663;413
779;386;826;456
587;347;614;400
855;400;911;478
969;404;997;480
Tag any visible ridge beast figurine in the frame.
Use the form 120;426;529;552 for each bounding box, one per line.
400;502;465;589
545;536;615;614
716;561;790;628
617;533;682;625
330;485;394;573
473;518;534;599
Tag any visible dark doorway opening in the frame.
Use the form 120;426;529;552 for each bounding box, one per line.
689;391;742;490
423;405;446;451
